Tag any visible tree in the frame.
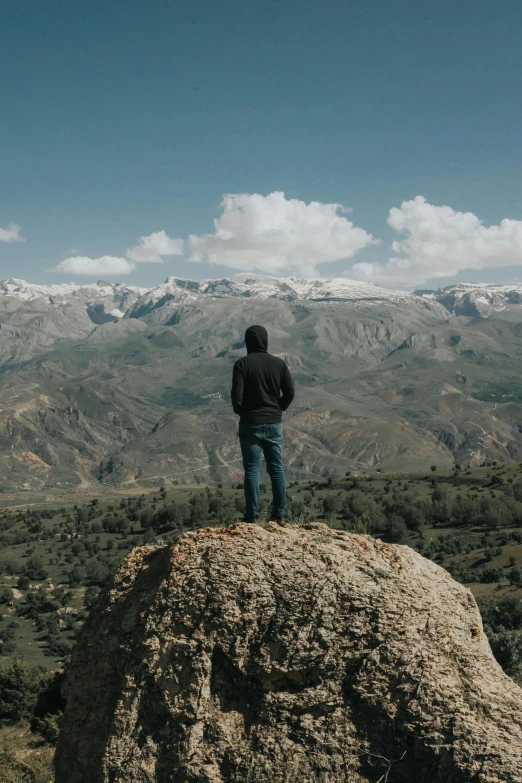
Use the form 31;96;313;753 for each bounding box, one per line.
322;496;340;515
189;494;209;527
139;508;154;531
509;567;522;587
431;465;437;472
68;565;87;587
17;574;30;590
387;516;408;543
0;589;11;606
24;556;48;581
86;560;111;587
0;659;50;724
209;495;227;518
488;631;522;685
401;504;425;532
83;585;100;609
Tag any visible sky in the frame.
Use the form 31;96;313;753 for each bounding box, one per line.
2;0;522;290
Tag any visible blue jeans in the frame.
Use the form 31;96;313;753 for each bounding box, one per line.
239;422;286;520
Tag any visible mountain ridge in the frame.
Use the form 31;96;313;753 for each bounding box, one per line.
3;274;522;489
6;273;522;314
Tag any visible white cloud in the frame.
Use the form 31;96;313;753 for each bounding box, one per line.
52;256;136;276
0;223;24;243
126;230;184;263
350;196;522;286
187;191;378;276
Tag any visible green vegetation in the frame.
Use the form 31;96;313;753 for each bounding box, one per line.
0;659;62;781
473;379;522;402
2;464;522;675
150;386;203;410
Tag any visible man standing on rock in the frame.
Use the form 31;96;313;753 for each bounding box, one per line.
231;325;295;524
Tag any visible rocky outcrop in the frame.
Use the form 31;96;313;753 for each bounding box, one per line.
56;524;522;783
56;522;522;782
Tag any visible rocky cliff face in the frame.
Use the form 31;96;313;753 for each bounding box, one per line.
55;523;522;783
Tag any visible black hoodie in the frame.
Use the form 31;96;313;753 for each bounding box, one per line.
231;325;295;424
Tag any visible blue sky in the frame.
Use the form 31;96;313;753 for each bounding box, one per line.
2;0;522;289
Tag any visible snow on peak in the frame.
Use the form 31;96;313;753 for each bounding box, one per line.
0;278;145;303
418;282;522;318
0;274;432;328
142;274;411;303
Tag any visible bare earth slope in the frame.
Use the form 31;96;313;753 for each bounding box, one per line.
6;275;522;486
55;523;522;783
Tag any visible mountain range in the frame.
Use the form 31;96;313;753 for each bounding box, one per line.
2;274;522;490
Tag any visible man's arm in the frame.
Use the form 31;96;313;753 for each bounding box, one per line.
231;361;244;415
279;362;295;411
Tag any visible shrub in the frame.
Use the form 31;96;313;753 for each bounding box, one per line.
0;659;50;725
481;597;522;632
478;566;504;583
487;631;522;685
322;496;340;515
387;516;408;544
34;711;62;745
22;556;48;581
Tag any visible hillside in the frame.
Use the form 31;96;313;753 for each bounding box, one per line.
3;275;522;488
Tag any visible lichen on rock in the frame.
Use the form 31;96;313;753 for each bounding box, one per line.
55;522;522;782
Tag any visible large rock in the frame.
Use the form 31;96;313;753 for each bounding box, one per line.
55;523;522;782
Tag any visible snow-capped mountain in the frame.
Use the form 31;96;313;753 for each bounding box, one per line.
122;275;430;325
419;282;522;320
0;274;417;320
123;274;442;324
0;278;148;365
134;273;413;304
0;278;145;312
6;274;522;325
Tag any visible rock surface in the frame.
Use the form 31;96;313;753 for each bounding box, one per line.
55;523;522;782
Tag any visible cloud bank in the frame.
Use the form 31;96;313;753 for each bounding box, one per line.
47;194;522;284
126;230;184;263
53;230;182;276
350;196;522;285
188;191;378;276
53;256;136;276
0;223;24;243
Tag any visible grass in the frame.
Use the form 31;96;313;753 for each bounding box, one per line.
0;725;54;783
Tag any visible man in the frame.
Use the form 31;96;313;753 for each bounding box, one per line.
231;324;295;524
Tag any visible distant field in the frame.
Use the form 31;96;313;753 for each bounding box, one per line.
1;461;522;676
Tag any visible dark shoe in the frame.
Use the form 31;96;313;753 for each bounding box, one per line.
244;518;258;524
271;517;285;526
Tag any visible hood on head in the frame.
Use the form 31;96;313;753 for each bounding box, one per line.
245;324;268;353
